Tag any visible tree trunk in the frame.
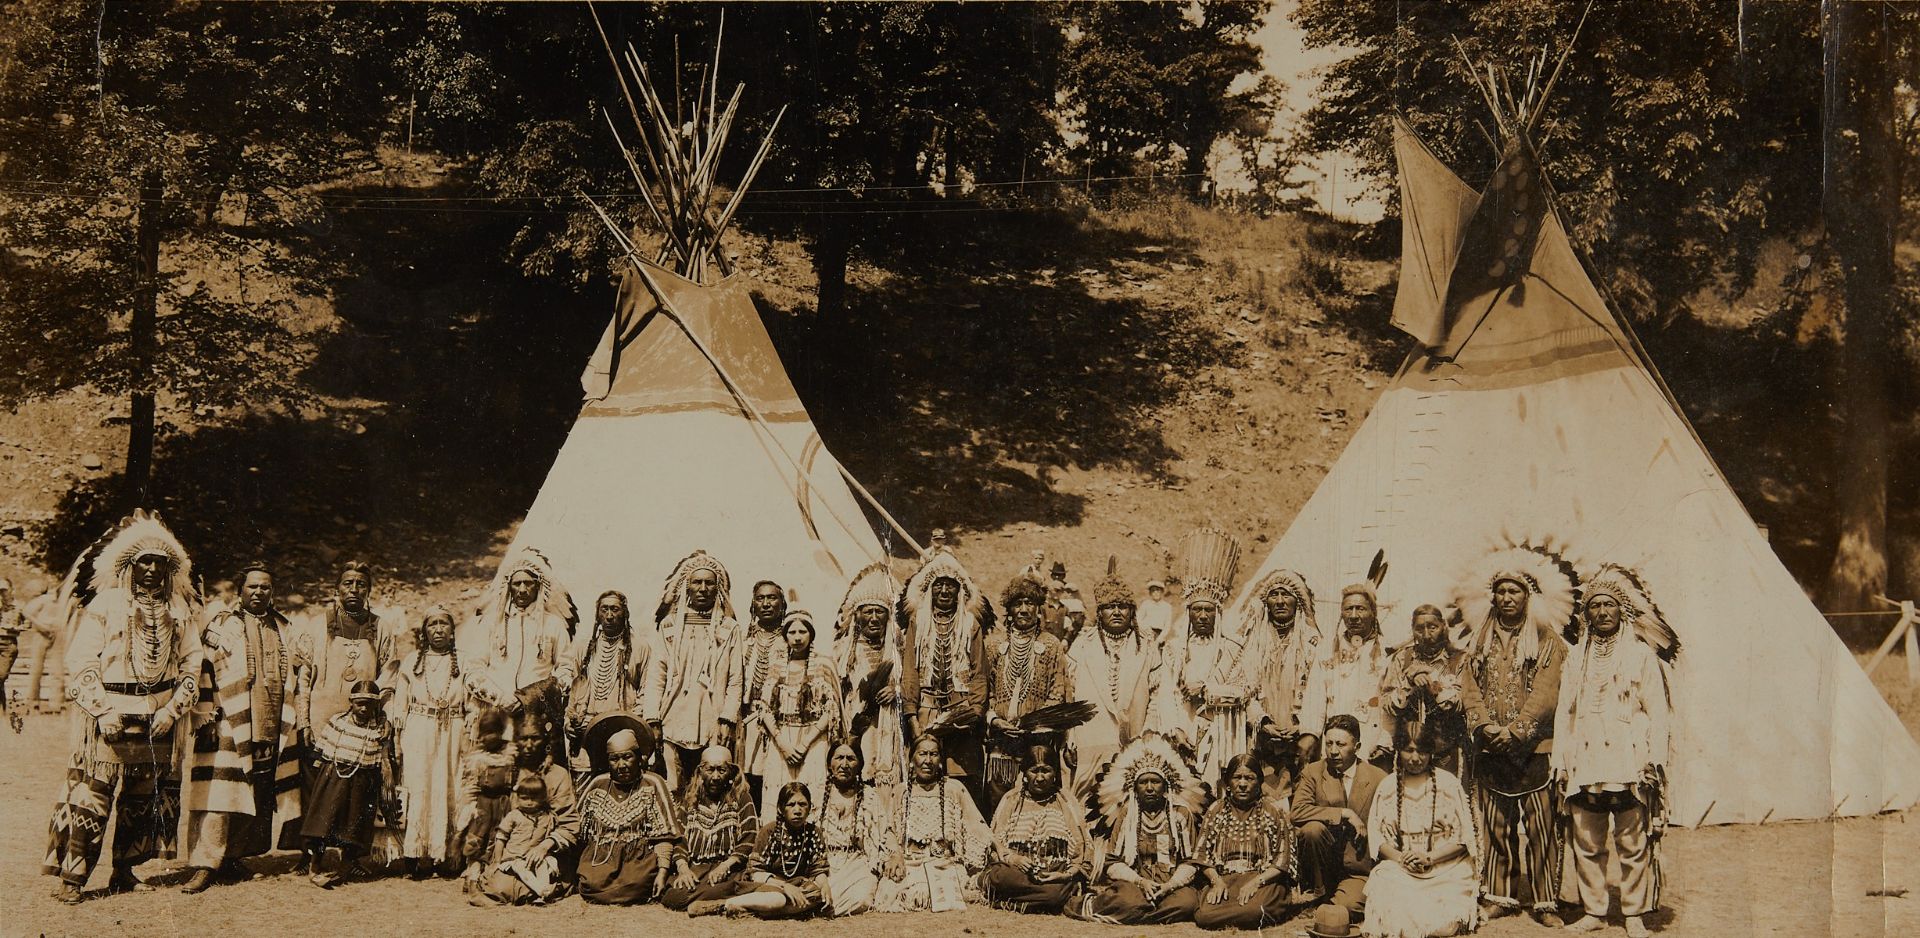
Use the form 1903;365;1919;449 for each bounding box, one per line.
812;209;854;330
124;169;165;512
1182;134;1211;201
1819;0;1898;627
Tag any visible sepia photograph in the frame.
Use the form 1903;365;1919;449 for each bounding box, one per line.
1;1;1916;936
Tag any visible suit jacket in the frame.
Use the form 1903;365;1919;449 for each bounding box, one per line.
1291;758;1388;871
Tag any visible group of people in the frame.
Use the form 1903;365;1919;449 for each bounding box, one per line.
37;515;1678;938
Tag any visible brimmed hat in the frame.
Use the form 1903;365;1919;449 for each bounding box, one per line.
583;711;654;777
1306;904;1354;938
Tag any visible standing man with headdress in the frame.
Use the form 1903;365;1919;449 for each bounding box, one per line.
182;562;301;894
1162;528;1246;787
1458;544;1574;927
733;579;790;802
1555;565;1677;938
1066;558;1164;796
645;549;742;794
1084;732;1207;925
838;562;907;785
982;574;1073;810
1231;568;1329;790
44;512;204;903
1321;584;1391;768
898;536;992;810
463;547;577;765
565;590;651;778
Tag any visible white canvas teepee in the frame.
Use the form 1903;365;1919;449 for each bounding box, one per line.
500;20;899;619
504;262;889;619
1231;116;1920;826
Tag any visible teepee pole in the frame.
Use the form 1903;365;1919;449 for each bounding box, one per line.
585;194;920;560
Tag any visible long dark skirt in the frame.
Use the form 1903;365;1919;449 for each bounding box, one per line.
660;858;746;910
1087;880;1202;925
576;839;664;904
981;861;1083;914
1193;871;1297;930
299;760;382;851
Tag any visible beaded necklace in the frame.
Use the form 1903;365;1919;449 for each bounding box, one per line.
1393;771;1439;852
931;617;956;695
1003;629;1037;715
768;821;824;880
1097;629;1127;710
129;591;171;684
588;633;628;704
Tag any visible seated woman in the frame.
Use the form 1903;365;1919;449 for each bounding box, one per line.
573;712;680;904
815;739;886;916
660;745;757;911
687;782;830;919
1361;719;1477;938
981;741;1092;913
1084;733;1205;925
871;732;991;913
1193;754;1301;930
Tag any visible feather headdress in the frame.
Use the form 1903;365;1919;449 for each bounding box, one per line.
91;510;193;596
837;562;902;685
1179;528;1241;607
1454;534;1581;662
1233;567;1319;640
655;549;734;623
479;546;578;626
1088;732;1205;863
1575;563;1680;662
898;544;992;677
837;561;899;639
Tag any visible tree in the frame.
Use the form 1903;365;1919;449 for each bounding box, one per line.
1820;0;1902;613
0;1;411;509
1063;0;1281;198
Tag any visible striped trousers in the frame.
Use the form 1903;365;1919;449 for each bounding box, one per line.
1472;782;1561;911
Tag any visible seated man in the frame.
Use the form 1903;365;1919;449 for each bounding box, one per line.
1291;714;1386;913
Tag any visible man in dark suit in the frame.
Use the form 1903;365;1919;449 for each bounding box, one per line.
1291;713;1388;913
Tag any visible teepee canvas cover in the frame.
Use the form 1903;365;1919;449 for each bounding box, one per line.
1233;117;1920;826
504;261;887;616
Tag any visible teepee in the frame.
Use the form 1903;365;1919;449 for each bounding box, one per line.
1233;82;1920;824
499;20;912;619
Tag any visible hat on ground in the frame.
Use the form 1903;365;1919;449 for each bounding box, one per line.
1306;905;1354;938
583;711;654;777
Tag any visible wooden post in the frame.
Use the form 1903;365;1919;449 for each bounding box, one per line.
1904;601;1920;685
1863;597;1914;678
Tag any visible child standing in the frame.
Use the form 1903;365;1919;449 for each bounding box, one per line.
299;680;398;888
474;774;563;905
458;709;517;878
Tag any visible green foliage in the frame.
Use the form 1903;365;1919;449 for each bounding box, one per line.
0;0;413;408
1063;0;1281;197
1294;0;1826;323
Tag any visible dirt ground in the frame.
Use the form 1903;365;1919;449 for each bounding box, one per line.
1;715;1913;938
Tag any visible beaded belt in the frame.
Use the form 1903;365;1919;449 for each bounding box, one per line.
409;703;463;718
104;679;178;694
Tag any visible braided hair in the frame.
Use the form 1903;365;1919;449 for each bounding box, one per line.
1391;719;1442;852
413;608;461;678
580;590;632;680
